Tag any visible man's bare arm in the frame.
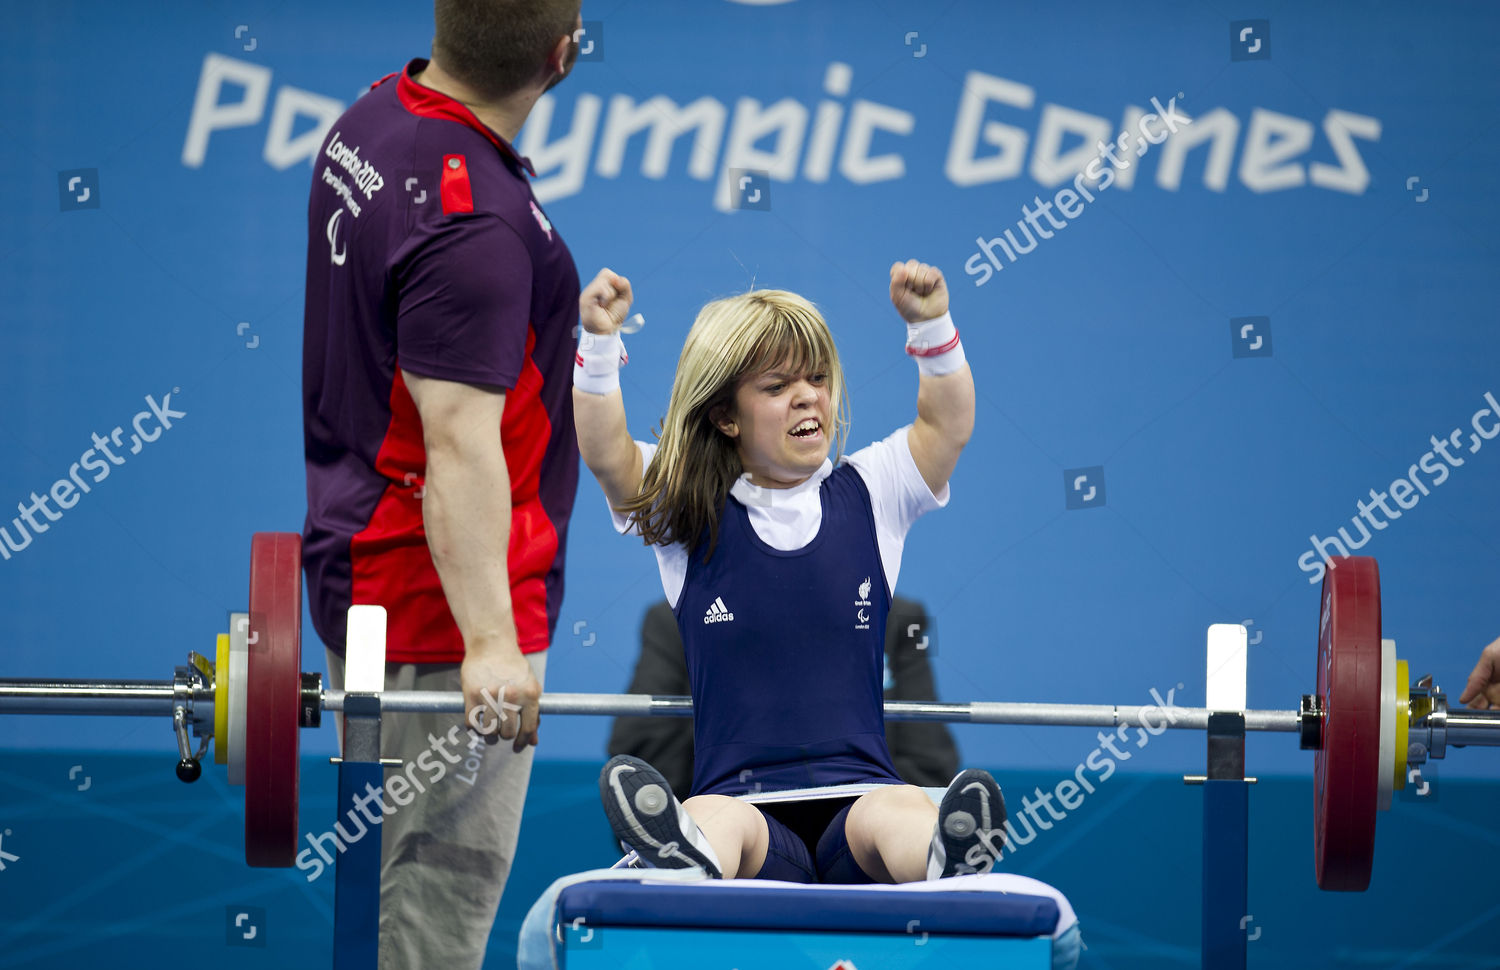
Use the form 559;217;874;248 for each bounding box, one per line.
403;370;542;751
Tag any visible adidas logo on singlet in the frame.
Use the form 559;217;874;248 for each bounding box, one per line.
703;596;735;624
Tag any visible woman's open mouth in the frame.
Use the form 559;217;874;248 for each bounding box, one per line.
788;418;822;440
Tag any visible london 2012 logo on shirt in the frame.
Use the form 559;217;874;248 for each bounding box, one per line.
854;577;872;631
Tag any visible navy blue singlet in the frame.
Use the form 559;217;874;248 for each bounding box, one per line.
675;464;904;797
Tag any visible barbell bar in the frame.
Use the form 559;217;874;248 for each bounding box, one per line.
13;681;1496;738
6;685;1493;751
328;691;1314;730
1;533;1497;887
0;685;1307;730
318;691;1498;743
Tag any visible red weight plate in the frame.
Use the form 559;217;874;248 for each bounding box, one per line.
245;532;303;867
1313;556;1382;891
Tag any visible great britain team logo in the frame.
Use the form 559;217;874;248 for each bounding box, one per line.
854;577;872;630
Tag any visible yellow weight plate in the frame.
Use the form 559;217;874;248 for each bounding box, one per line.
1394;659;1408;791
214;633;230;765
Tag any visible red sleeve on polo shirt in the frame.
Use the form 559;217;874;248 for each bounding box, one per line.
395;213;534;389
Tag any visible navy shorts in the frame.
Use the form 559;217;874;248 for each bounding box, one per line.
752;797;876;885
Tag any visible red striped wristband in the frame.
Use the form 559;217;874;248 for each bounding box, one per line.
905;328;961;357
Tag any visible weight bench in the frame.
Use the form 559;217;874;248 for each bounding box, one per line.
518;784;1081;970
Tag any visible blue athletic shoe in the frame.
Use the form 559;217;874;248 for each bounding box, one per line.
928;768;1007;878
600;755;724;877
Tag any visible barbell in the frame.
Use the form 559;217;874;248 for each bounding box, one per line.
1;533;1496;888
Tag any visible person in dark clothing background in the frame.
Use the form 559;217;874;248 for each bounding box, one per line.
608;595;959;801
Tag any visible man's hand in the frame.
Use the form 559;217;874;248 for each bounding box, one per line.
890;259;949;324
1458;636;1500;710
580;267;634;335
461;647;542;752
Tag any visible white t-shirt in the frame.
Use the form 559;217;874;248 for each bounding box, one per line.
609;425;948;608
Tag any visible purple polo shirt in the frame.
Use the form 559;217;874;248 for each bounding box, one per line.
302;59;580;662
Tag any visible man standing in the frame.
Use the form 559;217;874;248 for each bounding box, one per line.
301;2;583;965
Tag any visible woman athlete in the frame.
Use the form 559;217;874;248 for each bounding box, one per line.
573;259;1005;884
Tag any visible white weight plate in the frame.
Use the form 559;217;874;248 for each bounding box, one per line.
228;611;250;786
1377;638;1395;811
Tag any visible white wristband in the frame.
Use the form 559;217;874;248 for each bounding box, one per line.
904;312;966;377
573;331;628;395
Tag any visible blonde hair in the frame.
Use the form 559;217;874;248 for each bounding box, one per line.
616;289;849;559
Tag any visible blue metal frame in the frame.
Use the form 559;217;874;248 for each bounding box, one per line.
1200;711;1250;970
1201;778;1249;970
332;693;383;970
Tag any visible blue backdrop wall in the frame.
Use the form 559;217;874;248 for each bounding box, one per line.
2;0;1498;790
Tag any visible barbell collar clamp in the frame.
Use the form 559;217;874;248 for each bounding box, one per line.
175;658;215;739
1299;694;1324;750
1406;680;1449;761
299;673;323;729
171;705;210;784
